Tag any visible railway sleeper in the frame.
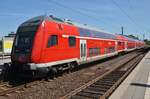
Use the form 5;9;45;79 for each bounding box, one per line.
72;95;94;99
87;86;108;92
100;78;120;82
111;70;126;74
105;75;123;79
102;78;121;82
106;73;122;76
70;95;91;99
103;74;123;78
114;70;126;74
94;82;114;87
97;81;115;85
106;72;124;76
101;78;120;82
96;81;115;85
76;91;102;99
83;89;104;95
107;73;124;77
91;84;111;89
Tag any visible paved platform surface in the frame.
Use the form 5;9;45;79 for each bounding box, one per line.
109;51;150;99
0;58;11;73
0;58;11;65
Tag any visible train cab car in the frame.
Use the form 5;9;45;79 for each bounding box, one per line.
11;16;80;75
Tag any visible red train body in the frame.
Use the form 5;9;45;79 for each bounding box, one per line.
11;16;145;76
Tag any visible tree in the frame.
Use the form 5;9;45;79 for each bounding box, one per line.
127;34;139;40
144;39;150;45
0;40;2;52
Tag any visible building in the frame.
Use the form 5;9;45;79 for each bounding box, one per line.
0;32;16;54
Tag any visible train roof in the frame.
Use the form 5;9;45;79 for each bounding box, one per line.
20;15;118;40
115;35;128;41
117;34;144;42
69;21;117;40
47;15;117;40
20;16;45;27
19;15;145;43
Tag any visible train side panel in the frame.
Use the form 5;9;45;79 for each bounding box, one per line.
31;23;45;63
38;21;80;63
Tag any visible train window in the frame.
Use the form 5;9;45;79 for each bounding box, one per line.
104;48;109;54
118;42;122;46
89;48;100;56
14;33;34;49
18;26;38;32
69;36;76;47
30;20;40;24
109;47;115;53
79;28;91;37
47;35;58;47
84;29;91;37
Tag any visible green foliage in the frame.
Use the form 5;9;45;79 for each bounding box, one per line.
126;34;139;40
144;39;150;45
0;40;2;52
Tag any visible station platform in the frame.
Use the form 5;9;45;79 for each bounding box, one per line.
0;58;11;66
0;58;11;75
109;51;150;99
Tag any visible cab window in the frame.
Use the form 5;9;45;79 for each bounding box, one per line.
47;35;58;47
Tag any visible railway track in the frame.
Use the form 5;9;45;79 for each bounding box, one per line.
60;51;146;99
0;79;47;96
0;49;147;98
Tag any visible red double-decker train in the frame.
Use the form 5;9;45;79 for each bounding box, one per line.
11;15;145;77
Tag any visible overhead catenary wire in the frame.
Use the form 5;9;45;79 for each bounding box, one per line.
49;0;149;39
49;0;118;30
111;0;147;37
111;0;138;27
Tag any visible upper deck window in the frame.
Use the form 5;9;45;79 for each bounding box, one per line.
79;28;116;40
79;28;91;37
118;42;122;46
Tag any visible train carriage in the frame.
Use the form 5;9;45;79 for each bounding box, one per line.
11;15;145;77
115;35;127;52
124;36;138;51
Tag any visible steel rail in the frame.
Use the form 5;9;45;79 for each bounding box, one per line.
60;52;145;99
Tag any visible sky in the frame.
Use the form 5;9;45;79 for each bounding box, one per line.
0;0;150;40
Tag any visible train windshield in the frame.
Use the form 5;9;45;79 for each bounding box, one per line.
14;26;38;53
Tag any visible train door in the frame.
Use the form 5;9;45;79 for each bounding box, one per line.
115;41;118;51
80;40;87;62
125;41;127;50
135;42;137;49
